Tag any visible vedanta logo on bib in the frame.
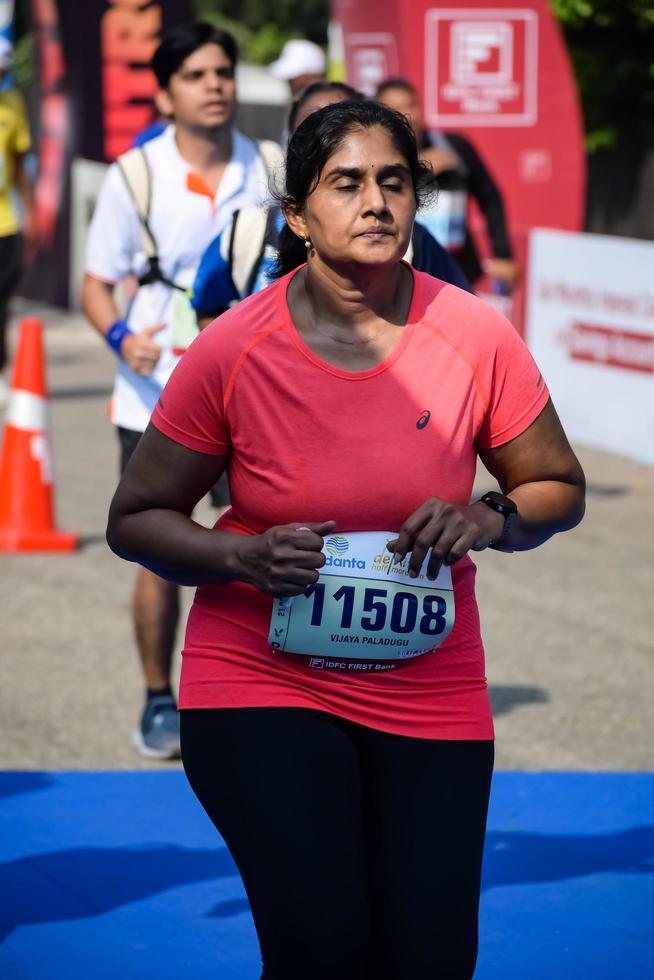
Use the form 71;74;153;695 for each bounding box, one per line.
325;535;349;556
324;536;366;569
416;410;431;429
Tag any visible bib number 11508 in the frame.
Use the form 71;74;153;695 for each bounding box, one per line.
268;530;455;662
304;582;448;636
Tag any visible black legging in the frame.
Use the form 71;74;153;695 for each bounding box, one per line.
0;234;23;371
181;707;493;980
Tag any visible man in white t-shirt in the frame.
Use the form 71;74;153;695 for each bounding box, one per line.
82;22;275;759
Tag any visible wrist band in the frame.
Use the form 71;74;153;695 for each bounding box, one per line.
105;319;134;355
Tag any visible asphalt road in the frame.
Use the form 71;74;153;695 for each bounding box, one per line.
1;304;652;771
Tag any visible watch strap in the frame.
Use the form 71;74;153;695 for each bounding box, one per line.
478;492;517;548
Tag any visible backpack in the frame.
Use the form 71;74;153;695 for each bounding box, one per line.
227;204;275;298
115;138;285;293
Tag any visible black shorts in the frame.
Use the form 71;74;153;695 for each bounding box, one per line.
117;426;230;508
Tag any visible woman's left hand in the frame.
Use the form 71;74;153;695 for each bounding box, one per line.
387;497;505;580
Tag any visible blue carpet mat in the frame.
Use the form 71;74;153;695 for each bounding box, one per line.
0;771;652;979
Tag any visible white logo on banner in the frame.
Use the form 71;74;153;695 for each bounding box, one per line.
425;8;538;126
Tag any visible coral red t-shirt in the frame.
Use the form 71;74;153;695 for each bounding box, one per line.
151;266;549;739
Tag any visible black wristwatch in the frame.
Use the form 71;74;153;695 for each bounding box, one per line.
478;491;518;548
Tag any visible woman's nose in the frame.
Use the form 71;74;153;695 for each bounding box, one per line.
361;179;387;214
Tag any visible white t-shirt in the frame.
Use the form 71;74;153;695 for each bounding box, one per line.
85;125;272;432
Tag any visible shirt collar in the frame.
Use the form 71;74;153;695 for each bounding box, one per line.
155;125;255;207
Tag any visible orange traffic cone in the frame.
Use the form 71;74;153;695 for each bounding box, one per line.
0;317;77;551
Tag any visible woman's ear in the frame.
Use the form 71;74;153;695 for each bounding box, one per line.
283;206;308;243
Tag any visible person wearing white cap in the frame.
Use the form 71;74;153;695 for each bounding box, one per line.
269;39;326;97
0;36;34;408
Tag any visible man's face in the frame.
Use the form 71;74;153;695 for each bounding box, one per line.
156;43;236;131
289;71;324;98
377;86;425;145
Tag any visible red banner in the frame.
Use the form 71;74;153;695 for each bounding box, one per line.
333;0;586;332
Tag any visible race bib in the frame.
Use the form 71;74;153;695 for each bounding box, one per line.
268;532;455;664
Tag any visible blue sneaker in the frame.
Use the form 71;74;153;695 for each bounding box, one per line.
132;695;181;760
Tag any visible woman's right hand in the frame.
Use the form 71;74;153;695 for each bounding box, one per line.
236;521;336;596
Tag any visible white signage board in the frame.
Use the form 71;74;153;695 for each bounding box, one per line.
526;229;654;462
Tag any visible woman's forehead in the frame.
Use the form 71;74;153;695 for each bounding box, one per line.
324;126;407;169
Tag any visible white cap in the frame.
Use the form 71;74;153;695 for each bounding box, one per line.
0;37;13;70
269;40;326;81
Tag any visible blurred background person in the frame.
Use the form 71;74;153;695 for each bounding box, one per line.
0;36;34;408
191;81;472;325
269;38;326;99
82;22;277;760
376;77;519;294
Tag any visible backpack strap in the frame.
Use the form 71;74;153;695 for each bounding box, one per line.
116;147;157;257
223;140;284;298
257;139;285;194
227;205;271;297
116;146;185;292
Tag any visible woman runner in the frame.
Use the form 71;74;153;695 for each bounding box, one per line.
107;100;585;979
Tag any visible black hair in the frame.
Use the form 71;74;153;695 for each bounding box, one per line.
288;80;364;133
375;77;418;100
274;99;434;278
151;22;238;89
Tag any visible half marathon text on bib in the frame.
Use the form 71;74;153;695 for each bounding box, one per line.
268;532;455;669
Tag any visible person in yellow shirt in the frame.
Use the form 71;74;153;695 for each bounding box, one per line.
0;37;33;405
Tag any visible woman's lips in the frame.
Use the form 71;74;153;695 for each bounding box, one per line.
359;227;393;238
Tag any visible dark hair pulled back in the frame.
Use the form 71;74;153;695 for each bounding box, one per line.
152;22;238;89
275;100;434;278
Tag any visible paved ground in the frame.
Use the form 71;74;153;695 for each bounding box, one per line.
1;304;652;771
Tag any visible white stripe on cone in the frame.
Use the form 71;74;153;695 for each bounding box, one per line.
6;389;49;432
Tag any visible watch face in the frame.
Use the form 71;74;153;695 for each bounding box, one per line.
482;491;518;516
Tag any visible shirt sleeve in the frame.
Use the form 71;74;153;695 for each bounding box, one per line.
150;323;231;454
475;309;550;449
84;163;140;282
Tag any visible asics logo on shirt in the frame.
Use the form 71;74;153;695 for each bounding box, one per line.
416;410;431;429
